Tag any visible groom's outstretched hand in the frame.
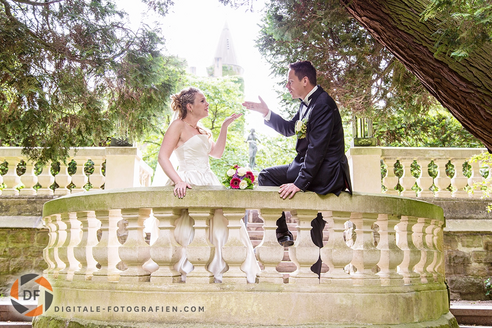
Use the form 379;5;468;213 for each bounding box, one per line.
242;96;269;117
279;183;301;199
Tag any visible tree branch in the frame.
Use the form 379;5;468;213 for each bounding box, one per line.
12;0;65;6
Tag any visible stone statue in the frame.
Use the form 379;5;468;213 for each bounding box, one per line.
245;129;260;169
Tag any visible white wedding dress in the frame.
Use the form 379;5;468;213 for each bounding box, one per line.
152;134;260;283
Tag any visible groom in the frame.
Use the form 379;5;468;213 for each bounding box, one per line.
242;60;352;275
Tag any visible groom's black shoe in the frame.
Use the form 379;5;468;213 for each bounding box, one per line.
276;231;294;247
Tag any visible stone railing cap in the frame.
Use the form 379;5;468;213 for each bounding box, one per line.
42;186;444;221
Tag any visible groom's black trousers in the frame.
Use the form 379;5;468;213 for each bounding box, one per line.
258;165;325;277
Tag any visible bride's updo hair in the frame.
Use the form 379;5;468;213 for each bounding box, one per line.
170;86;211;137
170;87;200;120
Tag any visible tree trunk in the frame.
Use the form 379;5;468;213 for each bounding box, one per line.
340;0;492;152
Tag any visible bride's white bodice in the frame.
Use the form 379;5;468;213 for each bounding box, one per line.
172;134;221;186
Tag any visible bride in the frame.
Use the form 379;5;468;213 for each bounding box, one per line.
154;86;259;283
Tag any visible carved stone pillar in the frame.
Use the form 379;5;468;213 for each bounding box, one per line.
73;211;100;281
382;157;399;195
186;208;214;284
71;158;88;194
2;157;20;196
222;208;249;283
350;212;380;286
320;211;353;285
93;209;122;282
90;157;106;190
57;212;81;281
255;209;284;284
417;158;434;197
400;159;416;197
450;158;469;198
118;208;152;283
289;210;320;284
42;215;57;277
413;218;434;283
52;214;67;278
376;214;403;286
37;163;54;196
150;208;182;284
434;159;452;198
395;216;421;285
19;160;37;195
55;161;71;195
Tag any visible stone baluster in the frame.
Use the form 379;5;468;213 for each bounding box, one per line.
73;211;100;281
57;212;81;281
451;158;469;198
93;209;123;282
417;158;434;197
434;159;452;197
396;216;421;285
289;210;320;284
2;157;21;195
71;158;88;194
42;215;57;277
37;163;54;196
468;160;483;198
433;220;445;282
255;209;284;284
90;157;106;190
186;208;214;283
350;212;380;286
19;160;37;195
320;211;353;285
400;158;417;197
150;208;183;284
118;208;152;283
52;214;68;278
382;157;399;195
55;161;71;195
425;219;439;282
413;217;434;283
376;214;404;286
222;208;249;283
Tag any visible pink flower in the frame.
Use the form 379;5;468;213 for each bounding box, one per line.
245;171;255;182
230;177;241;189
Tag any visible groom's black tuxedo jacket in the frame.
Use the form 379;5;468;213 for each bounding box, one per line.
265;86;352;195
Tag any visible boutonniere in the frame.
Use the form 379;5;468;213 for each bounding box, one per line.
295;118;307;139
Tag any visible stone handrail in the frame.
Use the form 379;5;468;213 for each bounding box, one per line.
348;147;489;198
0;147;152;196
37;187;458;327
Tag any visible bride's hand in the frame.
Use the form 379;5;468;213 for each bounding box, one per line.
221;113;243;129
174;181;192;198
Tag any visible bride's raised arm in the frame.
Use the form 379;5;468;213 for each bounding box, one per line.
158;120;192;198
209;113;243;158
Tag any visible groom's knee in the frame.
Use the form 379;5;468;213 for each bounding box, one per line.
257;169;269;186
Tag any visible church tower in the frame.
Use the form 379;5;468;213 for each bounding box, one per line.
213;22;244;77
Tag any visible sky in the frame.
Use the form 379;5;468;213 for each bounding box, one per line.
118;0;284;136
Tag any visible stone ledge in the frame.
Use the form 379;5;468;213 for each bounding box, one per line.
450;301;492;326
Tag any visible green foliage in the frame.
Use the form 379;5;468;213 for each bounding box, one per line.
374;107;483;148
256;0;435;117
486;277;492;296
0;0;184;164
422;0;492;58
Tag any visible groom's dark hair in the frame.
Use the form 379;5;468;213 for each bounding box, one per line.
289;61;317;86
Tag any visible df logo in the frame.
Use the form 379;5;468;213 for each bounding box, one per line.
10;274;53;317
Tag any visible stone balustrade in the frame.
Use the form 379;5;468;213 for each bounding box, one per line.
0;147;152;196
348;147;489;198
35;187;458;327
